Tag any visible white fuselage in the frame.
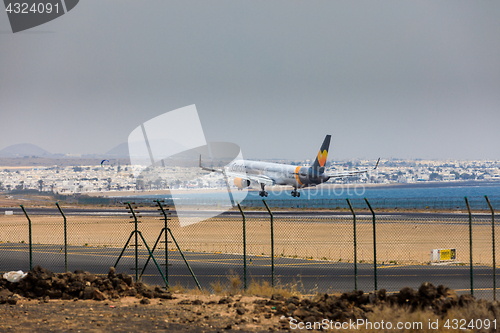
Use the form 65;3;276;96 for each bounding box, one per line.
227;159;328;188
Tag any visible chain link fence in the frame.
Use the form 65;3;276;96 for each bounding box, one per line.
0;197;498;300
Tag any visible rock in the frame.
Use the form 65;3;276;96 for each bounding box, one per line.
37;279;52;289
52;278;67;291
377;289;387;301
84;273;97;284
126;288;138;297
419;282;438;300
121;273;133;286
459;294;475;307
442;288;458;303
93;289;106;301
398;287;417;305
0;289;13;303
108;267;116;278
330;309;343;321
312;293;328;303
156;291;173;300
142;289;154;299
111;278;122;288
7;295;19;305
45;289;62;299
219;297;233;304
292;308;310;319
32;266;54;281
359;304;374;312
488;301;500;318
236;307;246;315
368;292;377;304
287;303;297;311
299;298;311;307
140;298;151;305
303;316;317;323
83;287;94;300
117;283;130;294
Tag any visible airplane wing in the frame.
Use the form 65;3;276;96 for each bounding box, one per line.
199;156;276;186
326;158;380;178
199;155;223;173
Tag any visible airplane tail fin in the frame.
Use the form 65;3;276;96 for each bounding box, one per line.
311;135;331;171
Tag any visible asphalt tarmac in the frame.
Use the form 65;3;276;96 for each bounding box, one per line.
1;243;498;301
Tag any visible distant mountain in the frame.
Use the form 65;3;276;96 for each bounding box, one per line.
0;143;52;157
105;142;129;157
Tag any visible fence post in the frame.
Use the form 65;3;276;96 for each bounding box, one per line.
128;202;140;282
156;200;170;284
485;195;496;301
237;202;247;290
262;200;274;288
346;199;357;290
20;205;33;271
55;202;67;272
465;197;473;296
365;198;377;291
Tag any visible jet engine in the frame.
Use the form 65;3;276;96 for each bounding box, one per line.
234;177;250;189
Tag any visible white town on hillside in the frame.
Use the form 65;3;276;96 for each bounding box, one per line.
0;159;499;195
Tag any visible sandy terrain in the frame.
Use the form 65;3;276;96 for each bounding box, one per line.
0;214;497;265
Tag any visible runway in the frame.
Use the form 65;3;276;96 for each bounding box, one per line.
1;243;498;301
0;207;491;220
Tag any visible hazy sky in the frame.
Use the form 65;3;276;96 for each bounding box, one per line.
1;0;499;160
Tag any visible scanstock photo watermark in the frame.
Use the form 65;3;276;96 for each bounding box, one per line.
289;318;497;331
3;0;79;33
127;105;248;227
263;183;367;198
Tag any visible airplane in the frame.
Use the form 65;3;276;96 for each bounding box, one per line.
200;135;379;197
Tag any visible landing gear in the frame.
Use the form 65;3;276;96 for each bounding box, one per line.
291;188;300;197
259;183;268;197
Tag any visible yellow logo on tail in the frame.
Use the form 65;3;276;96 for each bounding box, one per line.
317;150;328;167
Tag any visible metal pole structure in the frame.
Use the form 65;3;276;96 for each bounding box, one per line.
20;205;33;271
115;202;168;288
136;231;168;288
485;195;496;301
166;228;202;291
364;198;377;291
262;200;274;288
156;200;169;284
237;202;247;290
55;202;67;272
346;199;357;290
127;202;140;282
465;197;473;296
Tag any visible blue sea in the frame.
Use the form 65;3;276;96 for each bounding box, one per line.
133;181;500;209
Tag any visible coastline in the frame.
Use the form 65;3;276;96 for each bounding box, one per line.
83;180;500;198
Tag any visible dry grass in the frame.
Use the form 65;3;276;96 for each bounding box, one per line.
349;303;497;333
202;271;301;298
173;277;498;333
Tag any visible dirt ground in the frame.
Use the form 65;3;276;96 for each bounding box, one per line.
0;295;278;333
